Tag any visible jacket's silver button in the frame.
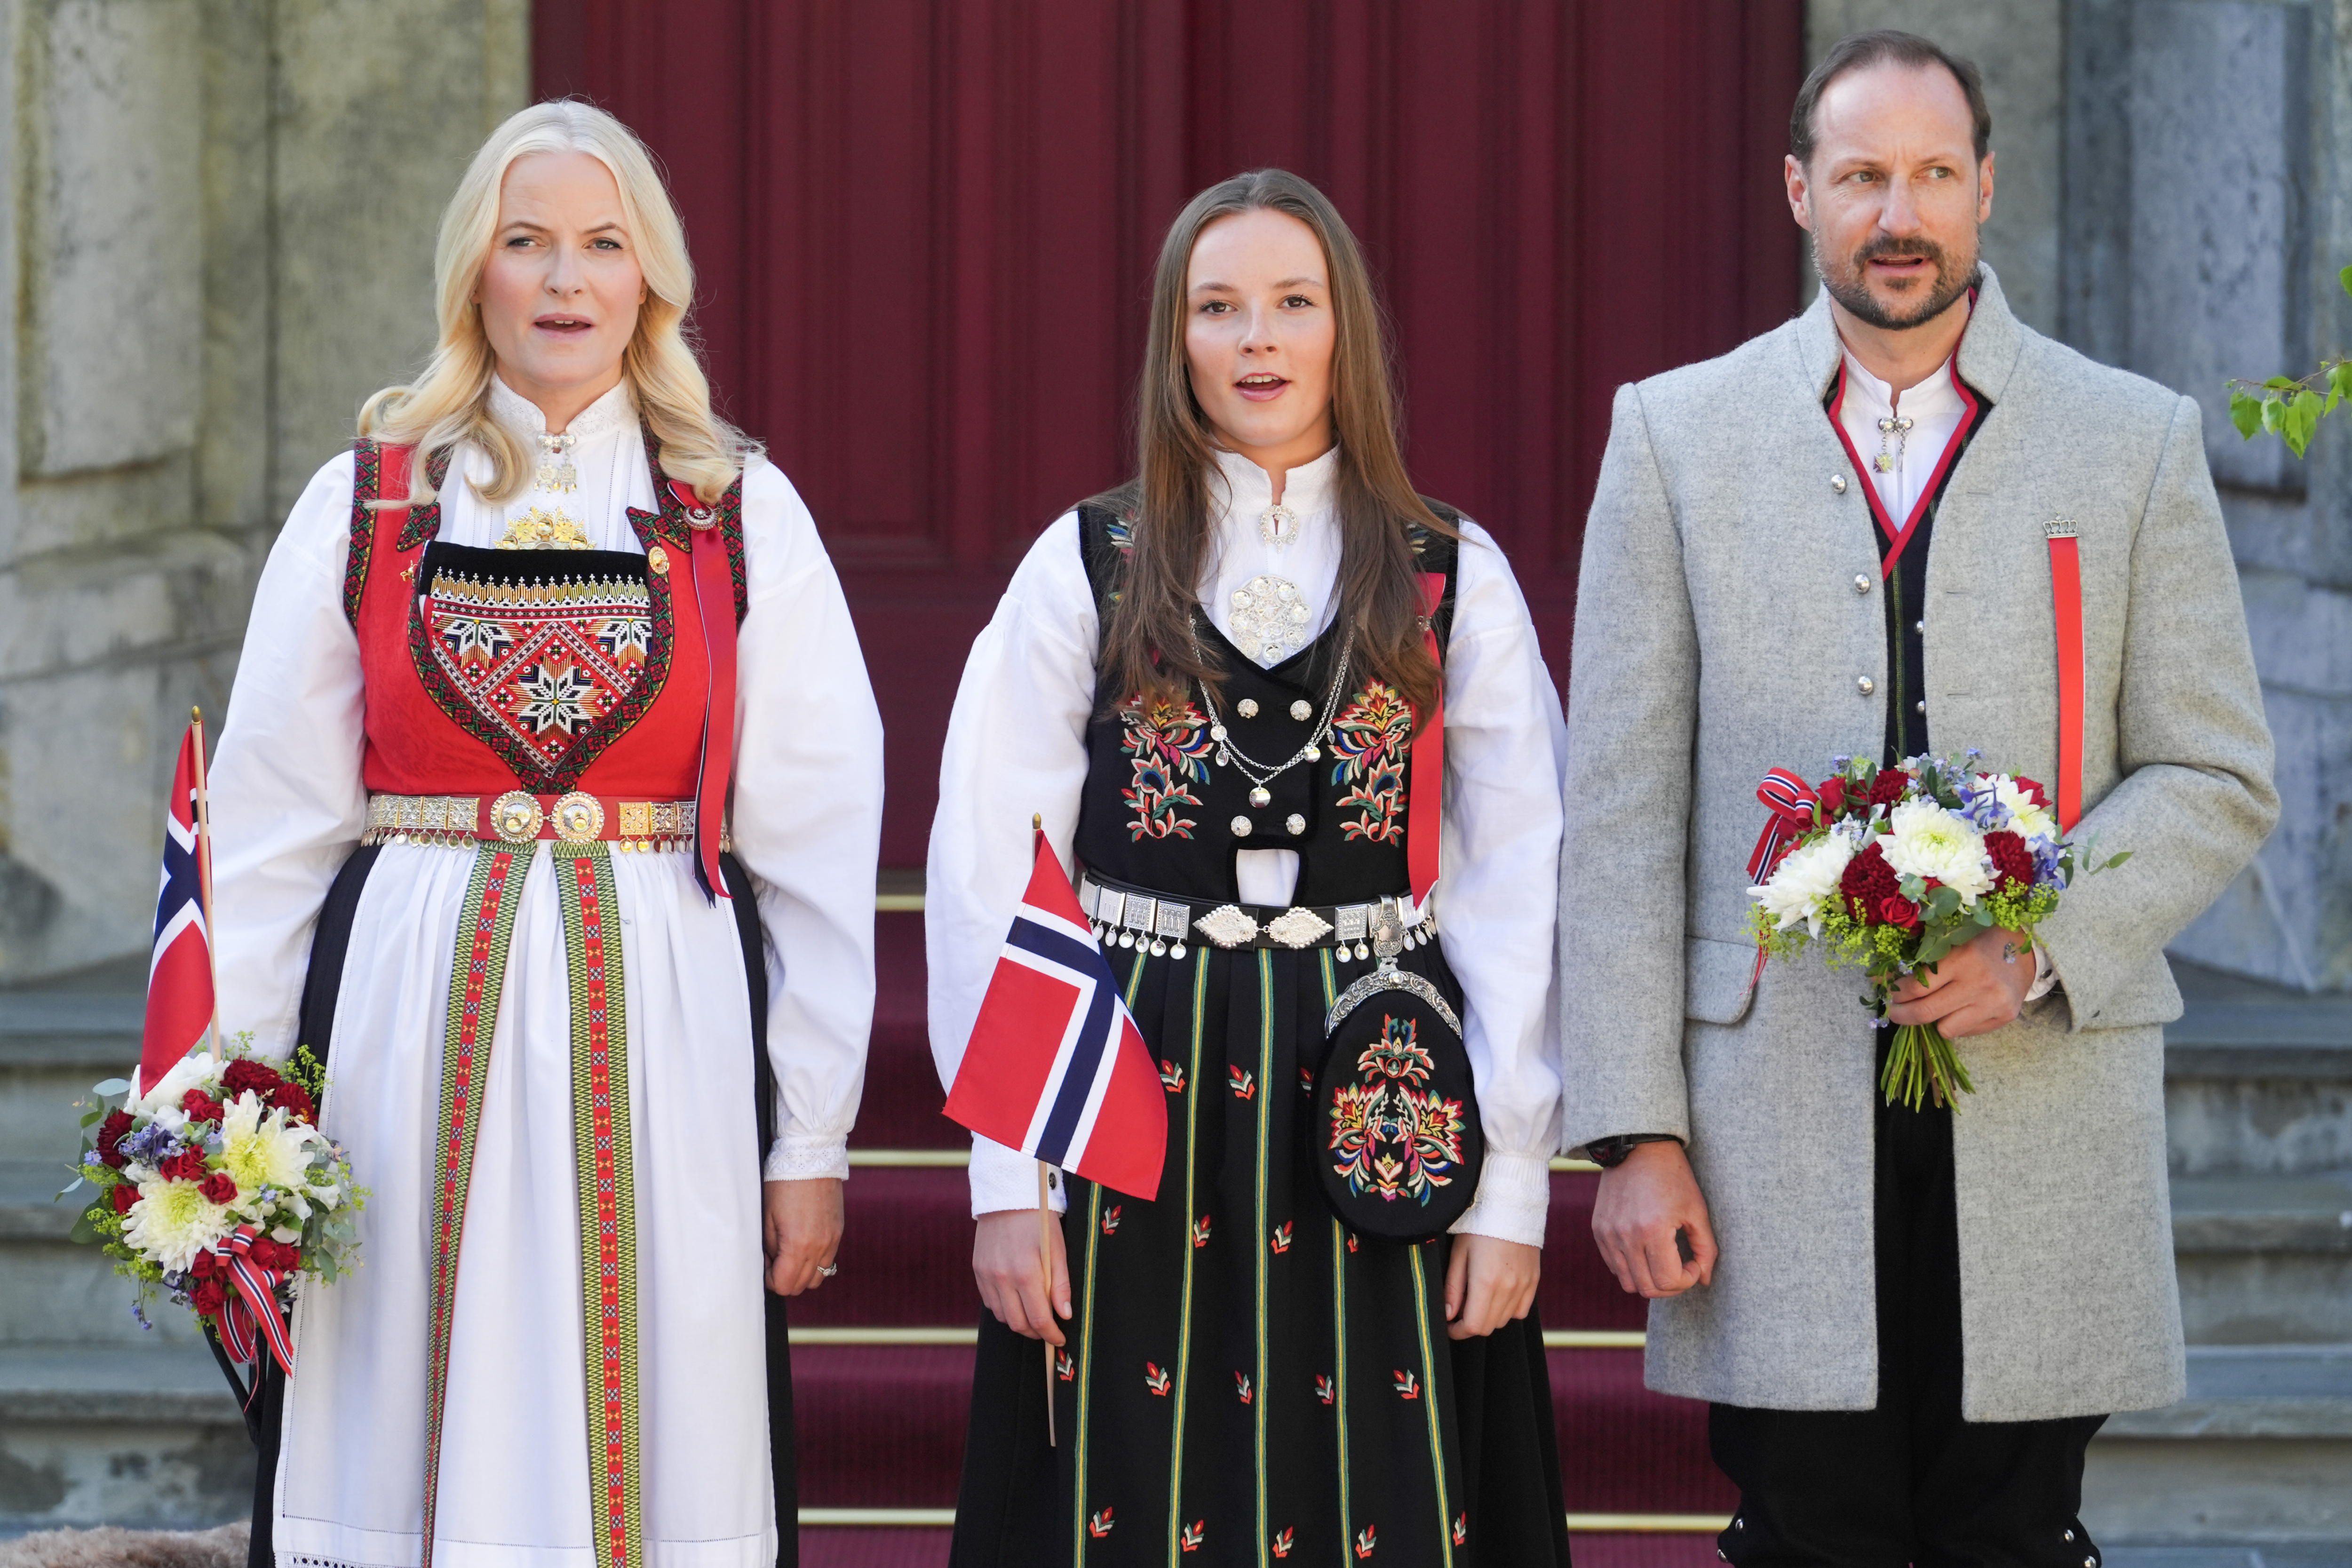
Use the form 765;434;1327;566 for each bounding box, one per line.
1230;816;1253;837
1915;700;1927;713
1831;475;1848;493
2064;1532;2076;1544
1858;676;1876;695
1853;574;1872;594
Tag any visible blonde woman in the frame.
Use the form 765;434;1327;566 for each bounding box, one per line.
207;102;881;1567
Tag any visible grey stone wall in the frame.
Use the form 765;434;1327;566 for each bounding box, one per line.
1810;1;2352;991
0;0;526;985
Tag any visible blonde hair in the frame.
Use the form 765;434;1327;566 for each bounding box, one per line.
358;99;755;506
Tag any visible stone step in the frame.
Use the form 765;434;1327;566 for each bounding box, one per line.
0;1343;248;1531
2085;1345;2352;1544
0;992;141;1171
2166;962;2352;1178
2173;1170;2352;1345
0;1160;206;1348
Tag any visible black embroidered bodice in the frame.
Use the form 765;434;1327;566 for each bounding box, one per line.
1069;501;1457;907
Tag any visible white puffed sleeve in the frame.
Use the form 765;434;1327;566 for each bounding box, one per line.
1437;519;1569;1247
730;458;887;1182
209;453;369;1060
924;511;1099;1216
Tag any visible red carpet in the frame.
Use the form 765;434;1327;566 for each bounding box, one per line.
799;912;1735;1546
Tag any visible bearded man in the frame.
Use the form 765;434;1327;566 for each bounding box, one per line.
1557;29;2278;1566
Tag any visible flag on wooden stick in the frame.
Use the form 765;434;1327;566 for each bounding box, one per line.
139;713;219;1094
945;828;1166;1202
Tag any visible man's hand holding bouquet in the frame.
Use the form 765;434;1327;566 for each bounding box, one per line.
1746;751;2128;1110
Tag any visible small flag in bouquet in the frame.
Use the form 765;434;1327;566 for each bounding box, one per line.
60;709;366;1378
1745;751;2129;1111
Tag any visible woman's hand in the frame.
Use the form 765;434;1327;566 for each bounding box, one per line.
762;1178;843;1296
973;1209;1070;1345
1444;1234;1542;1339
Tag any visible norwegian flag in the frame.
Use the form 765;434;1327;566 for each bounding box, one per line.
945;830;1166;1201
140;719;217;1094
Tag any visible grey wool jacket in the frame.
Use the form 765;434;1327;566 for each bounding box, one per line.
1556;269;2279;1421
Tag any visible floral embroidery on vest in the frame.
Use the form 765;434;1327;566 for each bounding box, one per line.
1326;1014;1465;1208
1118;694;1215;840
1328;680;1413;843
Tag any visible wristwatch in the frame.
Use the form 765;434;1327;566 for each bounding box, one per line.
1584;1132;1682;1170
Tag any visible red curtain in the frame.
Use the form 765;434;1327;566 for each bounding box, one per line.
536;2;1804;863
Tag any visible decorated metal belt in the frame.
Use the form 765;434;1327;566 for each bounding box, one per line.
1078;872;1436;963
363;790;724;854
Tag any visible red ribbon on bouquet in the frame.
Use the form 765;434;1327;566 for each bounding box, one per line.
1746;768;1822;882
210;1224;296;1374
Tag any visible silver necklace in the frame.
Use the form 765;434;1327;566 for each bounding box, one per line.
1873;411;1913;475
1196;628;1354;809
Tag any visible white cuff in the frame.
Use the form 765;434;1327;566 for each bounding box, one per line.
1447;1150;1551;1248
2024;940;2058;1003
763;1133;849;1183
969;1133;1066;1217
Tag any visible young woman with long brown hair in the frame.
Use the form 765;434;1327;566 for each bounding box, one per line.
928;169;1572;1567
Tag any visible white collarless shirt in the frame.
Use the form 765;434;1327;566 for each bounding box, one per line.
1835;349;1967;525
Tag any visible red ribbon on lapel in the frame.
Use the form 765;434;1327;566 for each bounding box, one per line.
1406;572;1446;909
2046;525;2085;833
209;1223;295;1373
1747;768;1821;882
670;480;738;902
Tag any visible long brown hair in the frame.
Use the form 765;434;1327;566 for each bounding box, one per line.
1095;168;1455;713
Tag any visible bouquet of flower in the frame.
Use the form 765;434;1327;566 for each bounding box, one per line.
1746;752;2128;1111
64;1035;364;1370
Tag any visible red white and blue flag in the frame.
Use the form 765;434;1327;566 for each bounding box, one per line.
945;830;1166;1202
140;719;216;1094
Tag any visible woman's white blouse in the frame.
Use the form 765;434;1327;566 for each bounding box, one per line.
926;449;1569;1247
208;380;884;1181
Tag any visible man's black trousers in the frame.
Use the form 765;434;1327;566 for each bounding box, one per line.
1707;1066;2108;1568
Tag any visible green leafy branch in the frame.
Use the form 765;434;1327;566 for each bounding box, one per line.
2225;265;2352;458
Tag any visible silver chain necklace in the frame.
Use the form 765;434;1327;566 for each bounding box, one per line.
1195;627;1354;808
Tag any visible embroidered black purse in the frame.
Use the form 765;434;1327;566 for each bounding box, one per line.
1313;908;1484;1243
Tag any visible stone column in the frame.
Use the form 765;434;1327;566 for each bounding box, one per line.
0;0;526;986
2065;0;2352;991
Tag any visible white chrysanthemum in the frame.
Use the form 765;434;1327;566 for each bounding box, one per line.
1749;833;1857;936
1977;773;2058;844
133;1051;221;1117
217;1092;316;1202
1881;799;1994;905
122;1179;232;1272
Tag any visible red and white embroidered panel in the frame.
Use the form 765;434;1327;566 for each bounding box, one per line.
425;570;652;774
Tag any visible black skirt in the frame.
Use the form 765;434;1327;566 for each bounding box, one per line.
951;939;1571;1568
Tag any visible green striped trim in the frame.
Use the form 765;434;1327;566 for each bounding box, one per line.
1319;951;1354;1568
556;844;644;1568
1406;1250;1457;1568
1077;1179;1102;1563
1253;952;1274;1566
1165;948;1208;1567
420;845;524;1568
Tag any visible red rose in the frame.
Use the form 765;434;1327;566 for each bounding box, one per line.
1985;830;2035;895
1868;768;1912;809
1839;842;1900;921
95;1110;133;1168
159;1149;209;1184
179;1090;224;1126
257;1239;302;1272
1816;778;1849;819
270;1082;317;1123
1879;895;1922;931
221;1059;285;1100
190;1278;228;1316
199;1172;238;1205
2012;776;2050;809
110;1183;139;1214
191;1250;219;1277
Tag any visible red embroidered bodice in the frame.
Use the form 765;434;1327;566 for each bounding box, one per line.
343;440;745;801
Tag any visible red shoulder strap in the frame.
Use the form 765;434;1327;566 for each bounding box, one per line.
343;442;415;625
2046;523;2085;832
1405;571;1446;911
671;479;738;902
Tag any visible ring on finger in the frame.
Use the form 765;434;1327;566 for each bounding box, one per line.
817;1263;838;1278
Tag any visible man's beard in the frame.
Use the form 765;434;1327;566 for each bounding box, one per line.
1814;232;1979;331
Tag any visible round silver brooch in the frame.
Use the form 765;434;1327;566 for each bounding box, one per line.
490;791;544;844
551;791;606;843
